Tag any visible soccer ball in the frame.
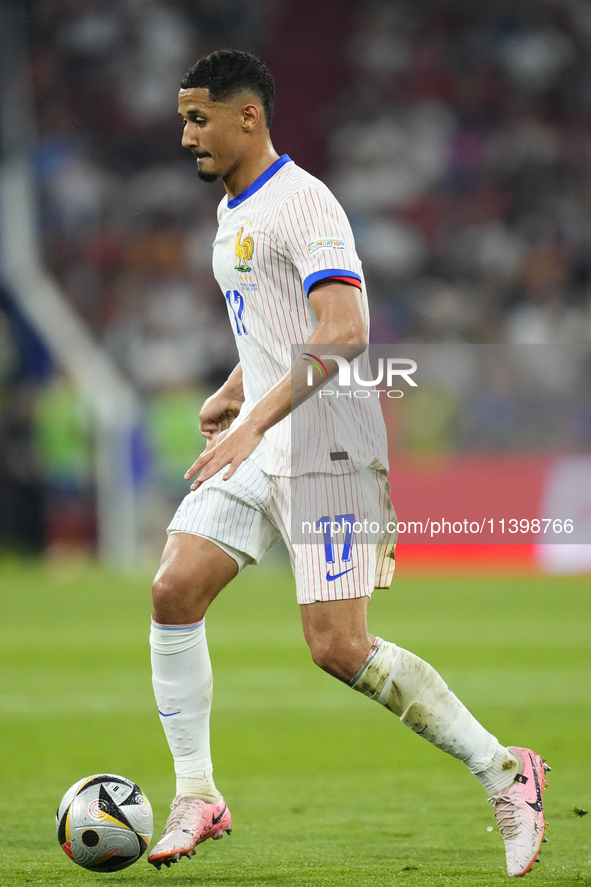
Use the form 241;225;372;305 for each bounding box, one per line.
56;774;153;872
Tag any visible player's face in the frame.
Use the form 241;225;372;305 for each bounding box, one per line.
178;88;247;183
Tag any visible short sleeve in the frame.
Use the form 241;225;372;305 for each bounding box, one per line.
277;186;363;296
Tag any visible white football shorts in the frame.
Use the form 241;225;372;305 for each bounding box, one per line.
167;457;397;605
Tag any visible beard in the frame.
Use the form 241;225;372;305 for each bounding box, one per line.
196;168;220;183
195;155;219;182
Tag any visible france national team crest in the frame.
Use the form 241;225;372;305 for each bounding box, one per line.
234;226;254;272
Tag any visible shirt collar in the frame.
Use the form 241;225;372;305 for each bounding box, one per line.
226;154;292;209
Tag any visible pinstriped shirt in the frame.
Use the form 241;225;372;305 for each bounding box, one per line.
212;155;388;476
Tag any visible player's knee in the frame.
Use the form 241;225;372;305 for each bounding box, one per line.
307;636;353;681
151;574;176;611
151;572;191;622
152;565;216;624
306;627;374;682
308;636;333;672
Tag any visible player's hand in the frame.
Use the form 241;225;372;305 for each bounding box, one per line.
199;392;243;441
185;420;263;489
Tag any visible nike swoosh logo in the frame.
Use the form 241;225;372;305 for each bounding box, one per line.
212;805;228;826
158;709;181;717
326;567;356;581
526;753;543;812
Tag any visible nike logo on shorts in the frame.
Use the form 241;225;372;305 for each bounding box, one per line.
326;567;356;581
158;709;181;717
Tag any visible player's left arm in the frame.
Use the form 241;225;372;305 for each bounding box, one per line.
184;280;366;489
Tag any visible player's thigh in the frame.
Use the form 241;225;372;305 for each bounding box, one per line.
299;595;371;649
152;532;239;624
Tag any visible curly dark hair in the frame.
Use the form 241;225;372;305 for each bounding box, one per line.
181;50;275;128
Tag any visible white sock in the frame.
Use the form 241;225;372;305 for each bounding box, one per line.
472;745;520;795
150;618;221;804
350;639;514;784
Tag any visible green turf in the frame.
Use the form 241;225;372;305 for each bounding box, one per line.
1;555;590;886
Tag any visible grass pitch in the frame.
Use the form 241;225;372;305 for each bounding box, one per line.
0;554;590;886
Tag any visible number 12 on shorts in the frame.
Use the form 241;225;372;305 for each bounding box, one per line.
316;514;356;581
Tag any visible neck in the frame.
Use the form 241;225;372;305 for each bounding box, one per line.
223;139;280;199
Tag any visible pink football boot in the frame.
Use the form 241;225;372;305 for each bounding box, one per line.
489;747;550;877
148;796;231;870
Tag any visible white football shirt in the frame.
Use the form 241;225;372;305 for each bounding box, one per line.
211;154;388;476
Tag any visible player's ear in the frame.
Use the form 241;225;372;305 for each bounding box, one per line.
242;102;261;132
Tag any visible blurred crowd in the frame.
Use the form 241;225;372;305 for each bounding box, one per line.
29;0;278;390
332;0;591;345
2;0;591;553
1;0;276;551
27;0;591;363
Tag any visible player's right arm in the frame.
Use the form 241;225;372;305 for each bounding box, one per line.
199;363;244;441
